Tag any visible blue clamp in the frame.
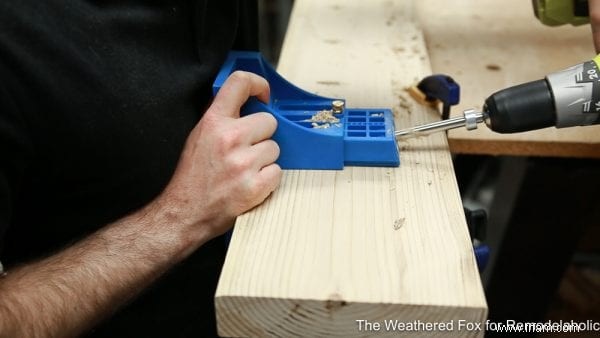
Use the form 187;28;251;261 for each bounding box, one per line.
464;207;489;273
212;51;400;170
416;75;460;120
474;244;490;272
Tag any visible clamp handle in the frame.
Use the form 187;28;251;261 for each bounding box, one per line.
416;74;460;120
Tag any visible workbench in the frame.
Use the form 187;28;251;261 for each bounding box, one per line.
417;0;600;328
417;0;600;157
215;0;486;336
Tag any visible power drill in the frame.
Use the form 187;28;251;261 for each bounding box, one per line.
533;0;590;26
396;0;600;138
491;0;598;132
484;54;600;133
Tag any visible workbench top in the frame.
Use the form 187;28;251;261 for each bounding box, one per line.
418;0;600;158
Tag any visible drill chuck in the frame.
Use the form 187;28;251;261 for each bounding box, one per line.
483;79;556;133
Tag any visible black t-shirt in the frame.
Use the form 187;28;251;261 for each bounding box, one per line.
0;1;247;336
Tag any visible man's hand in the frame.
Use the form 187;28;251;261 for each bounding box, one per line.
158;70;282;245
0;71;281;337
590;0;600;52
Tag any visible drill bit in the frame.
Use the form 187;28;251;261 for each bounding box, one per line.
395;109;485;138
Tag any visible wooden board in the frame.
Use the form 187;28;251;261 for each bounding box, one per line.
416;0;600;158
215;0;487;336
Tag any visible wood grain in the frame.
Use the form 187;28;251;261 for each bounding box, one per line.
417;0;600;158
215;0;487;336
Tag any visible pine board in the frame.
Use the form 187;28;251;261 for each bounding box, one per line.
215;1;487;336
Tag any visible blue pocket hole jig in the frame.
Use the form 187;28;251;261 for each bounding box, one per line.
213;51;400;170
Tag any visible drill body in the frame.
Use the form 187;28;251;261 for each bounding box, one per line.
484;1;599;133
484;56;600;133
533;0;590;26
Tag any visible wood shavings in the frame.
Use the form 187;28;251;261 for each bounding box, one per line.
323;39;340;45
391;80;416;115
398;90;412;112
316;80;341;86
393;218;405;230
392;46;405;54
307;109;340;129
312;122;331;129
310;110;339;123
486;64;501;71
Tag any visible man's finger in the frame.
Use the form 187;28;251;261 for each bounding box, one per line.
254;163;282;201
235;112;278;145
209;71;270;118
590;0;600;53
248;139;280;170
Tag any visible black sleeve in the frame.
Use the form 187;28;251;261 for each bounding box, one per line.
233;0;259;50
0;67;34;254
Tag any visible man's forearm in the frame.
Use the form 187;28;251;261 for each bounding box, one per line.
0;201;209;338
0;71;281;337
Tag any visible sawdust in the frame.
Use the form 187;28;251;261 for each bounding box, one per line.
307;109;340;129
386;14;397;26
392;46;405;54
316;80;341;86
390;80;416;119
486;64;501;71
393;218;405;230
398;89;412;111
312;122;331;129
